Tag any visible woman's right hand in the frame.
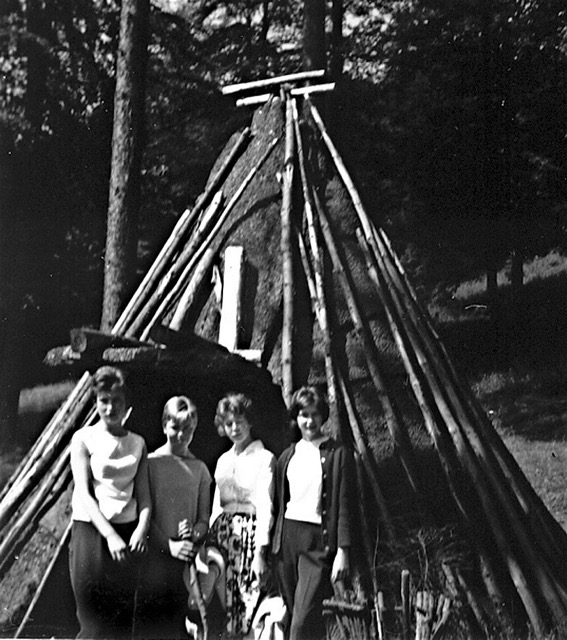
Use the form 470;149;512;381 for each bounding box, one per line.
169;538;196;562
106;532;128;562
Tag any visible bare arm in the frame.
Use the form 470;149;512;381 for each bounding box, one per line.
251;452;275;582
129;445;151;553
70;432;128;562
193;467;212;543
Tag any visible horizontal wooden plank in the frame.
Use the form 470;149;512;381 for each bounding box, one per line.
236;83;335;107
222;69;326;95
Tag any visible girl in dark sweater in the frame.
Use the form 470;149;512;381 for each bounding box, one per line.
272;386;353;640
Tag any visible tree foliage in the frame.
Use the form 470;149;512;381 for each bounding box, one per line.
341;0;567;286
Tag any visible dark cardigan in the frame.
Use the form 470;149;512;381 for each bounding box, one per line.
271;438;353;557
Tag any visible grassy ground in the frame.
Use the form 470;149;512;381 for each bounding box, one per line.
0;381;75;489
434;250;567;532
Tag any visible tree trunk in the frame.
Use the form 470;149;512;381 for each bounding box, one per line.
486;257;498;304
330;0;343;80
101;0;149;331
302;0;326;72
260;0;270;46
23;0;50;133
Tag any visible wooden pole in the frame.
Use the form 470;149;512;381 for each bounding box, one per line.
140;136;281;340
128;190;224;337
357;228;510;616
14;521;72;638
310;98;566;630
235;83;335;107
280;95;295;406
291;98;338;420
311;187;424;501
379;229;567;560
0;379;91;531
358;229;558;632
114;127;251;336
167;193;225;332
296;229;393;535
363;223;567;621
0;444;72;574
0;371;91;504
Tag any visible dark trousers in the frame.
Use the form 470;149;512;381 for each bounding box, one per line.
69;520;138;639
277;519;332;640
135;549;187;639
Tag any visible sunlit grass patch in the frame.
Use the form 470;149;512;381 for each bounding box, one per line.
0;448;25;490
452;250;567;302
18;380;76;416
502;433;567;532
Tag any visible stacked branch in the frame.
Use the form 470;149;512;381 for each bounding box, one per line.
306;97;567;633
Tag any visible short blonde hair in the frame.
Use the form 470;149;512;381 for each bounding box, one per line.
162;395;197;429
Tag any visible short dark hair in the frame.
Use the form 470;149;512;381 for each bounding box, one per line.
214;393;254;436
162;395;197;429
92;366;127;397
288;386;329;427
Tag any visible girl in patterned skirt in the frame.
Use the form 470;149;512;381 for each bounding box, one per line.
209;393;276;637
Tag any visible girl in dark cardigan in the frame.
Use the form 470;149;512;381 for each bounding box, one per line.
272;386;353;640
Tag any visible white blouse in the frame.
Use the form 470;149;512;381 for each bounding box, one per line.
71;425;145;524
210;440;275;547
284;437;327;525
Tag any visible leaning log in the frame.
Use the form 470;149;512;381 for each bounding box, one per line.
280;95;296;405
359;227;560;632
0;376;91;532
0;371;90;504
0;444;72;574
115;126;251;337
70;328;152;353
292;98;337;419
168;193;225;333
378;228;567;560
129;190;224;338
140;135;281;340
312;187;423;502
296;226;394;537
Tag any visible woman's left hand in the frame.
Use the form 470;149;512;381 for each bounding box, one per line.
331;547;350;583
251;552;269;585
129;525;148;554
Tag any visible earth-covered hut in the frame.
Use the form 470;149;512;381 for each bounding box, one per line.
1;88;567;639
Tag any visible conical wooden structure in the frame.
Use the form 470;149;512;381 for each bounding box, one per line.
1;88;567;639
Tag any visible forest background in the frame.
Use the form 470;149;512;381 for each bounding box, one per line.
2;0;567;526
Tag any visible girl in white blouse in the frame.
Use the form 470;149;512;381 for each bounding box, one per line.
69;366;151;639
209;393;276;637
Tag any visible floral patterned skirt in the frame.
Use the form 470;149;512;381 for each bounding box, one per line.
209;511;261;637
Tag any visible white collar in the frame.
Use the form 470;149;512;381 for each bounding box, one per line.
231;439;264;456
297;436;329;450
